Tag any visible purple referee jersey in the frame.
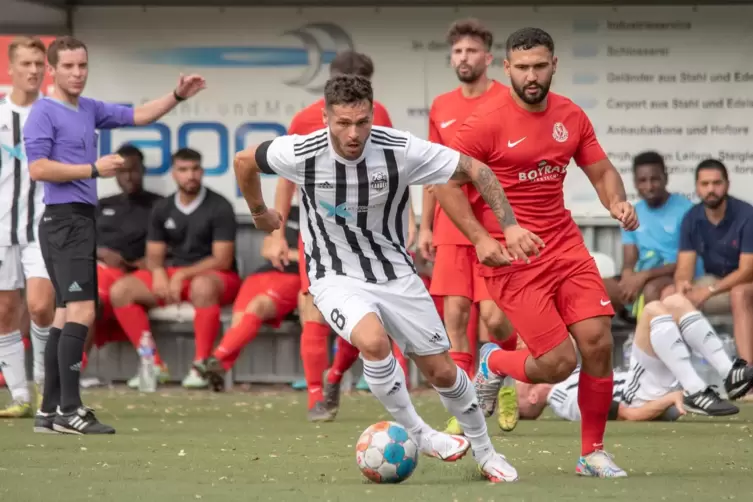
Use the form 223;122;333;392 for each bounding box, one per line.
23;97;134;205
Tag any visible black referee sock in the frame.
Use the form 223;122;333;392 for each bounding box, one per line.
58;322;88;414
40;327;62;414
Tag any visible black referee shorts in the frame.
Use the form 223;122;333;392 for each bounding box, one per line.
39;203;98;308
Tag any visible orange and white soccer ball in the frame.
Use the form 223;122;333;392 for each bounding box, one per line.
355;421;419;484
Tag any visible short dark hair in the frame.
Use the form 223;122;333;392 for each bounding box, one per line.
8;36;46;62
172;147;202;164
695;158;728;181
447;18;493;51
329;50;375;79
47;36;87;67
505;27;555;56
632;151;666;175
324;74;373;108
117;144;144;163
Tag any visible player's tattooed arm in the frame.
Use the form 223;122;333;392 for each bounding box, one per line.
233;147;267;215
451;154;518;229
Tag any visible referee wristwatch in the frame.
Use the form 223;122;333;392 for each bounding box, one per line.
91;163;100;178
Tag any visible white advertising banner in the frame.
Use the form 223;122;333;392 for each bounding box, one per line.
75;6;753;219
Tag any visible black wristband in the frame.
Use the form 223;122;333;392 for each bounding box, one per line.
173;90;186;102
91;163;99;179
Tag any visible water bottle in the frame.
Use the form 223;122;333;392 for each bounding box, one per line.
621;333;634;370
137;331;157;393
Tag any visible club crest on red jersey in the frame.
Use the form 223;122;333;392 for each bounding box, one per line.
552;122;568;143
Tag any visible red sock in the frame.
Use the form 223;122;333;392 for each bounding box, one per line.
214;313;264;370
578;371;613;456
467;306;479;377
301;322;330;409
194;305;221;362
450;352;474;376
327;337;360;384
81;352;89;371
488;347;532;383
499;332;519;351
393;343;409;386
22;336;31;350
113;304;164;366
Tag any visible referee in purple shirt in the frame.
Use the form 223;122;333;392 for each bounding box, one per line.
24;36;205;435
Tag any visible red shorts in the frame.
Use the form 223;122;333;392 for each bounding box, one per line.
131;267;241;306
233;271;301;327
483;244;614;358
94;264;128;347
298;235;310;294
429;244;490;303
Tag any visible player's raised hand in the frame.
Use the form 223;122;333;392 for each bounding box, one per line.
95;154;126;177
503;225;545;264
475;235;514;267
252;207;282;233
610;201;639;231
175;73;206;99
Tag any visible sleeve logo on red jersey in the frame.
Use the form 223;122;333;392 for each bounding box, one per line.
552;122;569;143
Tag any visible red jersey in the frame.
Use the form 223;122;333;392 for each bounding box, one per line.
428;81;506;246
450;90;607;276
288;98;392;134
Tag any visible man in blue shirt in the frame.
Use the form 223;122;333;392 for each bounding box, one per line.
666;159;753;365
24;36;205;434
603;151;698;320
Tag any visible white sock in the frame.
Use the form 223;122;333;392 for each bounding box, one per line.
649;315;706;394
0;331;30;403
434;365;494;462
30;322;49;384
678;312;734;378
362;354;429;439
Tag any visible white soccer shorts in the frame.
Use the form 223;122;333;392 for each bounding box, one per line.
0;243;50;291
309;273;451;356
622;345;682;408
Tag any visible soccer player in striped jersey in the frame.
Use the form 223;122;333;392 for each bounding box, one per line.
0;37;55;418
234;74;536;483
265;50;403;422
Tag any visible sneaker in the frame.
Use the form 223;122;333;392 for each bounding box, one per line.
497;379;519;432
307;401;334;422
442;416;464;435
193;357;226;392
475;343;504;417
683;387;739;416
476;452;519;483
724;358;753;400
33;410;58;434
127;363;170;389
0;400;33;418
181;368;209;389
53;406;115;435
576;450;627;478
322;370;341;418
419;430;470;462
356;375;370;392
291;378;308;390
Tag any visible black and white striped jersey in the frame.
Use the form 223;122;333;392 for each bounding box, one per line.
0;96;43;246
256;125;460;284
547;367;628;421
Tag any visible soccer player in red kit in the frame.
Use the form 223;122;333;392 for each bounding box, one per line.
264;50;403;421
434;27;638;478
419;18;521;435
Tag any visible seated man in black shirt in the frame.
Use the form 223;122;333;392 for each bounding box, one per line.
194;207;301;391
91;145;161;357
110;148;240;389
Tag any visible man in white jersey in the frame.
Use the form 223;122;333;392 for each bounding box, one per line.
234;74;545;483
0;37;54;417
497;292;753;421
